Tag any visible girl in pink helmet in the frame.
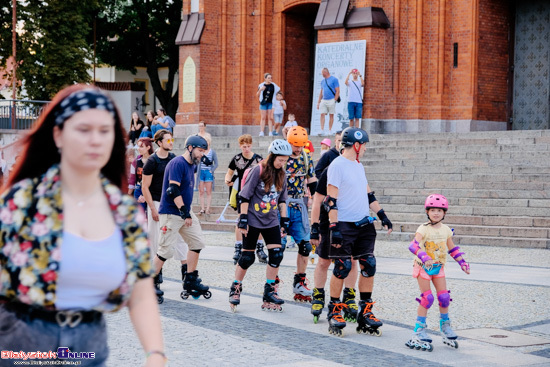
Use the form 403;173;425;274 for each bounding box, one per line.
405;194;471;352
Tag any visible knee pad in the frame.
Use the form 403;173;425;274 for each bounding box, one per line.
237;251;255;270
268;247;284;268
298;240;312;257
437;290;452;308
333;258;352;279
359;254;376;277
191;249;201;254
156;254;167;262
416;290;434;309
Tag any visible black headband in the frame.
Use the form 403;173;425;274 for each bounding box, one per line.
53;89;116;126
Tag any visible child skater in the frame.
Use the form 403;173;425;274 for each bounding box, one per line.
406;194;470;352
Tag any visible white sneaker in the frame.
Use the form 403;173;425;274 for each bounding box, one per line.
259;131;265;136
268;131;273;136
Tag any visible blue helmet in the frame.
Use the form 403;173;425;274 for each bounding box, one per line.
185;134;208;150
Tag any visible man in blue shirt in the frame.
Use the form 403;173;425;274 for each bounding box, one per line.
316;68;340;136
153;134;212;299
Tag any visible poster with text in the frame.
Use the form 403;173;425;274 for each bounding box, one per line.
310;40;366;136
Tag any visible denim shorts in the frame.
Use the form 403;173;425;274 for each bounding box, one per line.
274;113;283;123
259;103;273;111
133;184;147;212
0;306;109;366
348;102;363;119
199;169;214;182
280;206;310;249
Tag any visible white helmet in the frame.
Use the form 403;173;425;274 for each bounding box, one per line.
268;139;292;156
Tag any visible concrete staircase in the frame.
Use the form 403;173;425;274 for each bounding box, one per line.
176;130;550;249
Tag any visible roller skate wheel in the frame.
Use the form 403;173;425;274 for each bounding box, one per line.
277;306;284;312
157;296;164;304
204;291;212;299
425;343;434;352
180;291;189;300
192;295;200;300
313;316;319;324
373;329;382;337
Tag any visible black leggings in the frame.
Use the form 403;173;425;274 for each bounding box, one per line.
243;225;281;250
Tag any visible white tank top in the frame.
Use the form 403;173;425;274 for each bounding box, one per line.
56;230;126;310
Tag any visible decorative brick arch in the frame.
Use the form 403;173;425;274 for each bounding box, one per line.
279;0;321;13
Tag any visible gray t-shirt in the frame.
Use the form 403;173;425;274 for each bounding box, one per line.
239;165;288;228
327;155;369;222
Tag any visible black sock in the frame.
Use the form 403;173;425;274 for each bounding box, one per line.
316;287;324;292
330;297;340;303
360;292;372;301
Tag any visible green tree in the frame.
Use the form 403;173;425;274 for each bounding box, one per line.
96;0;182;118
0;0;100;100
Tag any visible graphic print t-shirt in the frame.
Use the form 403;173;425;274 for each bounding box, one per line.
414;224;453;266
285;152;315;207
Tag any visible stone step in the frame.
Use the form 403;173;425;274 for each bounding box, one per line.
382;187;550;199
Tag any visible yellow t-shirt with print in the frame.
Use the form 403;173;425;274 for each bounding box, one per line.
414;223;453;266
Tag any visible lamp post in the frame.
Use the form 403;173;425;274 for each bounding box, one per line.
11;0;17;129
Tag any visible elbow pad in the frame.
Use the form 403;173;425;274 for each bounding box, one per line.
368;191;377;204
408;239;421;255
166;183;180;200
323;196;338;213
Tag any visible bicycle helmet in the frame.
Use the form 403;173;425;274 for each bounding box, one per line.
185;134;208;150
286;126;308;147
341;127;369;147
268;139;292;156
424;194;449;212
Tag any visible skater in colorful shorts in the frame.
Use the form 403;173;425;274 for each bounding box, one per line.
283;126;318;303
325;127;393;337
406;194;471;351
228;140;291;312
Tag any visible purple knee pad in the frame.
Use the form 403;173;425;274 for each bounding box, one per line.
416;290;434;309
437;290;452;308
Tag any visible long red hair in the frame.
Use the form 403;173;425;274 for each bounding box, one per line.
2;84;128;193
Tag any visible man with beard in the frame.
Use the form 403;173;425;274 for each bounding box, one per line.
153;135;211;300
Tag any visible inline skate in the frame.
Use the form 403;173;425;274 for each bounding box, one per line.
256;242;268;264
233;242;242;265
342;288;359;323
405;322;434;352
327;301;347;336
181;270;211;300
153;270;164;304
293;273;313;303
440;319;459;348
311;288;325;324
229;281;242;312
356;299;383;336
261;282;284;312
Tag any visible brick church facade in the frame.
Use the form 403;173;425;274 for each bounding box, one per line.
174;0;550;136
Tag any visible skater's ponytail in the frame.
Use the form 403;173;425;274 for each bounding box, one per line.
261;153;286;192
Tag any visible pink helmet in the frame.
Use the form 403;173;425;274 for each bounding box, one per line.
424;194;449;211
321;138;331;147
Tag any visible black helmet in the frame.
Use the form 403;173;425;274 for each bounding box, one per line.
185;134;208;150
341;127;369;147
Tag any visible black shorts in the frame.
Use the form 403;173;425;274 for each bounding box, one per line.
329;222;377;259
315;229;331;260
243;225;281;250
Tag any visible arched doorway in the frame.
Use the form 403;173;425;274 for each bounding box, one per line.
283;3;318;131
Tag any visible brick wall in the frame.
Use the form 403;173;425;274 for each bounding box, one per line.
177;0;512;132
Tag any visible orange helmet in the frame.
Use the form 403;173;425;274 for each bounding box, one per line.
287;126;308;147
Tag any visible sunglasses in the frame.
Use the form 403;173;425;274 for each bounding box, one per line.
164;138;174;143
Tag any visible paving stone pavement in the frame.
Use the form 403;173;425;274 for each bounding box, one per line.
105;231;550;366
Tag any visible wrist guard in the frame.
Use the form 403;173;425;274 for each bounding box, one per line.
307;182;317;195
368;191;377;204
449;246;469;272
377;209;393;230
238;214;248;229
280;217;290;234
310;222;320;240
329;222;343;245
179;205;191;220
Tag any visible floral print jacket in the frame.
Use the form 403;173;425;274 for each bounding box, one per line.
0;165;152;312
